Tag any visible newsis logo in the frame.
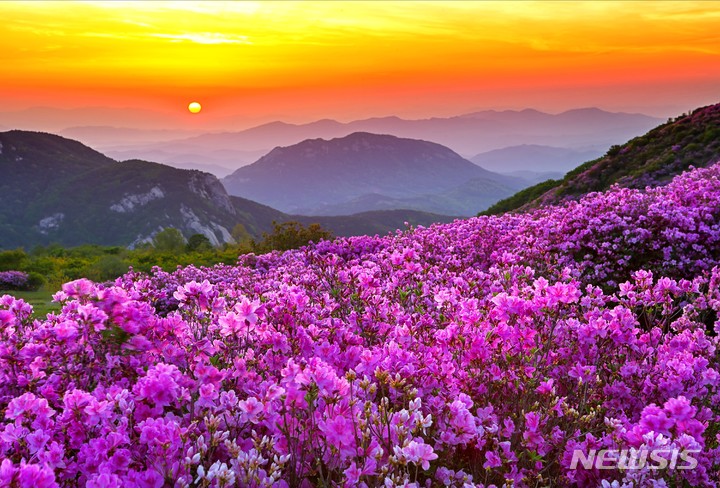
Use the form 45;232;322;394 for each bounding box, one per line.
569;448;700;471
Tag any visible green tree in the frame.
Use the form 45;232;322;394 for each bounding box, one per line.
231;223;252;245
0;249;29;271
186;234;213;252
83;255;130;282
152;228;186;253
253;221;332;253
24;272;46;291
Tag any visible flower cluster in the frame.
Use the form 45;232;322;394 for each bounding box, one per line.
2;165;720;486
0;271;29;291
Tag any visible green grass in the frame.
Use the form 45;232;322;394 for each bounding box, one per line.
3;289;61;317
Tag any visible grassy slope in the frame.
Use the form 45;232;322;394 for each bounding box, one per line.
4;289;61;317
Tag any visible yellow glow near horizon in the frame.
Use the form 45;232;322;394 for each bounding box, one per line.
0;1;719;121
188;102;202;114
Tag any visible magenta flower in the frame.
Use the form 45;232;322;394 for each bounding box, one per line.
535;379;555;395
86;473;124;488
234;297;260;325
196;383;218;408
0;459;16;486
133;363;183;412
401;440;438;470
0;309;15;329
663;396;696;422
218;311;247;337
15;462;58;488
238;396;264;424
61;278;95;298
639;404;675;434
483;450;502;469
173;280;214;309
319;414;355;458
525;412;541;431
53;320;78;340
343;459;375;485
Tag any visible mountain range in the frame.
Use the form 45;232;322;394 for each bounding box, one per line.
61;108;662;177
470;144;602;178
0;130;456;249
484;102;720;215
222;132;524;216
2;102;715;250
0;107;185;133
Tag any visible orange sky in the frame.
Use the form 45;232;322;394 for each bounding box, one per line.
1;1;719;128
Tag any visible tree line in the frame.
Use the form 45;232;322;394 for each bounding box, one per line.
0;221;332;291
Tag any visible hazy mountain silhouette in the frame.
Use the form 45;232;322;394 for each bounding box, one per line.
98;108;661;176
0;107;184;132
471;144;603;174
222;132;524;216
103;147;267;177
176;108;660;155
60;126;196;146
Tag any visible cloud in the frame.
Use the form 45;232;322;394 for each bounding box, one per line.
149;32;251;45
79;1;260;16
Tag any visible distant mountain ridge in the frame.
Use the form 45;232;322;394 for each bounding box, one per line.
228;195;457;238
85;108;662;177
471;144;603;174
483;102;720;215
222;132;524;216
60;126;196;146
173;108;660;155
0;107;180;132
0;130;454;249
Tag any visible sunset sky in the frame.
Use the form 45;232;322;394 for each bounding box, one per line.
1;1;719;129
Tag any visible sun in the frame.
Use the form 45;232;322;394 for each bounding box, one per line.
188;101;202;114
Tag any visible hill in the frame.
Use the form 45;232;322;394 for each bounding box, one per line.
0;131;241;248
483;103;720;214
0;130;456;249
1;130;115;223
222;132;523;216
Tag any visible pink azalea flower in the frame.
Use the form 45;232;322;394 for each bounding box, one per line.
484;450;503;468
401;440;438;470
238;396;264;423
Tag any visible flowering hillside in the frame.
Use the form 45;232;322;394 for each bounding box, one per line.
484;102;720;216
2;165;720;487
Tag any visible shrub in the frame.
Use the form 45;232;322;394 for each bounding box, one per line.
152;227;186;253
24;272;45;291
186;234;214;252
0;249;28;271
82;255;131;282
253;220;333;253
0;270;29;290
